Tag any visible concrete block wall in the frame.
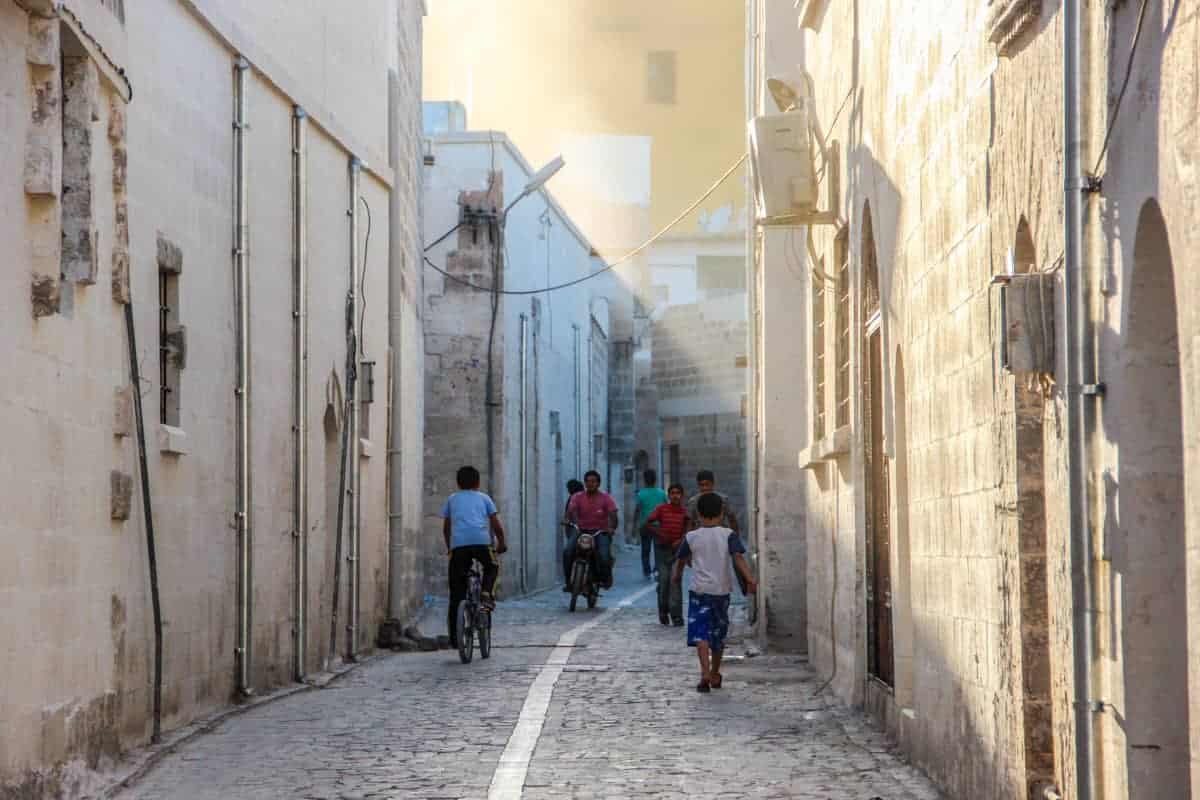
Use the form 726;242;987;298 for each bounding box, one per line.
1;1;426;794
652;299;748;513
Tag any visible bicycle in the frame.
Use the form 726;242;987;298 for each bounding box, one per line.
456;557;492;664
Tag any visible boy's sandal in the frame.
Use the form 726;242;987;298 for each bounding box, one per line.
696;680;711;693
710;672;723;689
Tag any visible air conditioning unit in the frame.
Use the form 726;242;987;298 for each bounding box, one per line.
750;104;817;218
750;74;838;227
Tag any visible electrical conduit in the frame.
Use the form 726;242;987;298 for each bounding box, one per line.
519;312;529;593
347;157;362;662
1063;1;1096;797
291;106;309;681
233;55;253;697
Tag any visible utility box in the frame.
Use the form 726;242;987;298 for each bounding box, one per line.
750;104;817;218
1002;273;1055;374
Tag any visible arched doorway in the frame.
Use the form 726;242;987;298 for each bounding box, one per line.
1011;218;1054;797
321;402;340;670
862;203;893;687
1119;200;1189;796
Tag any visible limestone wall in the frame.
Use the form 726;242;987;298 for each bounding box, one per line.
1;1;426;794
756;0;1200;797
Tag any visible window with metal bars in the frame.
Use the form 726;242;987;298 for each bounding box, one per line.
834;228;851;429
158;267;181;426
813;256;828;441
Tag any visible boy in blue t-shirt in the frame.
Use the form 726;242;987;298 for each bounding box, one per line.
440;465;507;647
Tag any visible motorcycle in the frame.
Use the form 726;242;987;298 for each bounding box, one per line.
565;522;603;612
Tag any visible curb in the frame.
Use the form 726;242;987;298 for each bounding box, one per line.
93;653;382;799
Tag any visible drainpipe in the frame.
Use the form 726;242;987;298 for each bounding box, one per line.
123;300;163;740
386;69;405;619
1063;1;1096;797
573;323;581;477
746;0;762;559
347;157;362;662
291;105;308;681
519;313;529;593
587;323;594;466
233;55;253;697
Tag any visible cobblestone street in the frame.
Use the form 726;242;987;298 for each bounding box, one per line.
119;556;941;799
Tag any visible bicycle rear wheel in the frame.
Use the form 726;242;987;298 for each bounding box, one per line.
456;600;474;664
478;609;491;659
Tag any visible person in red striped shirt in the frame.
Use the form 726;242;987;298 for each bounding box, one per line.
643;484;688;626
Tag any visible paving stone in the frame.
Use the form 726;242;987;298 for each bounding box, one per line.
118;556;941;799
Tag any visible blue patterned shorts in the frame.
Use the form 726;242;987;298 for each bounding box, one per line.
687;592;731;652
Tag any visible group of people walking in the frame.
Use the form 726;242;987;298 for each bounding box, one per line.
440;464;756;692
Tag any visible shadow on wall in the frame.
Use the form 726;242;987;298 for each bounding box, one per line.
1098;2;1191;797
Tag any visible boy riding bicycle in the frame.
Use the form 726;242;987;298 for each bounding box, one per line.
440;466;507;648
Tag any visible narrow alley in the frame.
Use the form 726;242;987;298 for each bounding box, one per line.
7;0;1200;797
117;557;940;800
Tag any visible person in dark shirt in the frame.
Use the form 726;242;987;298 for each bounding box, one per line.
644;483;688;626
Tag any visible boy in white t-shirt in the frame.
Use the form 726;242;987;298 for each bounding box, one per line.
672;493;757;692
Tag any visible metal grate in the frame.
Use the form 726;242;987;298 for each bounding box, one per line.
813;256;827;440
834;229;851;429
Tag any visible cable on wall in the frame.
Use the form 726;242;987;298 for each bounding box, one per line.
1091;0;1150;177
358;195;372;356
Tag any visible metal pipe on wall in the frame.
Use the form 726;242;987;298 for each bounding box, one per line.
1063;2;1095;797
745;0;764;626
385;69;405;620
291;105;309;682
347;157;362;662
233;55;254;697
519;312;529;593
123;300;163;740
572;323;581;477
587;324;593;468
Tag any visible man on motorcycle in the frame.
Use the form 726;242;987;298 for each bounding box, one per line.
563;470;618;589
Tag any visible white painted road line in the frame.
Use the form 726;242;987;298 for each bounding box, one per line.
487;584;657;800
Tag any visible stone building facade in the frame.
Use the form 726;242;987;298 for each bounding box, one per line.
422;128;620;596
652;294;749;519
1;0;427;794
750;0;1200;798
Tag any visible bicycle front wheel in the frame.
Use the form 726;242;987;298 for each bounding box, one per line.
456;600;474;664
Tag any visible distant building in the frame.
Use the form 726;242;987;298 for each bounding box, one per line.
422;121;629;592
423;2;751;540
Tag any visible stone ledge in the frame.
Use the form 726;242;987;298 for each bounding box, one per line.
799;424;853;468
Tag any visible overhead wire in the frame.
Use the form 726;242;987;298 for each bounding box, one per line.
422;152;750;296
1092;0;1150;177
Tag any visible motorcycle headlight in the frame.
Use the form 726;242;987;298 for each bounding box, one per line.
577;534;594;550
